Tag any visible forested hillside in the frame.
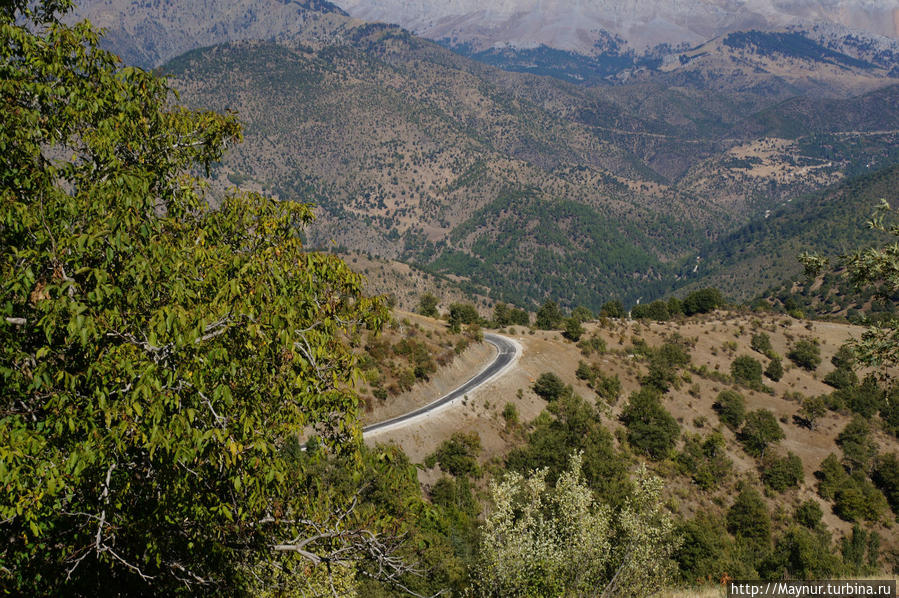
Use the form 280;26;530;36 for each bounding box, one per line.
677;165;899;301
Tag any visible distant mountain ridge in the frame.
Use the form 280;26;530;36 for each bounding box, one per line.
71;0;351;68
332;0;898;54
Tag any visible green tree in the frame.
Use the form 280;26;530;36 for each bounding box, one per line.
562;317;584;342
643;300;670;321
492;302;510;326
787;340;822;371
508;306;530;326
836;416;877;475
795;500;823;529
448;302;480;332
429;432;482;478
621;387;680;460
535;300;564;329
505;392;632;507
570;305;593;323
1;4;393;594
599;300;624;318
682;288;723;316
761;452;804;492
726;488;771;547
739;410;785;457
674;515;735;584
797;395;827;430
802;201;899;371
759;526;841;581
872;453;899;515
676;432;732;490
714;390;746;430
765;356;784;382
417;293;440;318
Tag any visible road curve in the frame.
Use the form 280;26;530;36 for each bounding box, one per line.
362;333;521;436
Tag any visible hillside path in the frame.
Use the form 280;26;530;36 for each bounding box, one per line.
362;333;521;436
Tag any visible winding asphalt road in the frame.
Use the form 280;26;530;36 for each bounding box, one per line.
362;333;520;436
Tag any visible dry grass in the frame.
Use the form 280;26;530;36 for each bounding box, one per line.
371;310;899;557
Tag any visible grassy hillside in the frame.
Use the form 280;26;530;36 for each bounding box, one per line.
372;309;899;591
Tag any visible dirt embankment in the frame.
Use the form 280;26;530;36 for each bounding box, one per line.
363;339;495;426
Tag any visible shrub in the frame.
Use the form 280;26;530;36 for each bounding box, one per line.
714;390;746;430
795;500;823;528
788;340;821;371
761;452;804;492
731;355;763;386
533;372;566;402
750;333;773;356
430;432;482;478
502;402;519;425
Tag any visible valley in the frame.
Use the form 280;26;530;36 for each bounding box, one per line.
6;1;899;595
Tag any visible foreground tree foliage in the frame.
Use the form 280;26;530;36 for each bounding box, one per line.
0;3;396;594
470;454;678;598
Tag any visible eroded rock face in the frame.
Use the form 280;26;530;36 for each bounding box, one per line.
332;0;898;53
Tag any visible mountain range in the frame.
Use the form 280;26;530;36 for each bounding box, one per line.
332;0;899;54
70;0;899;309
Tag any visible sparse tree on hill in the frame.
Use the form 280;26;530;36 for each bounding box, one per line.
492;302;511;327
533;372;566;402
535;300;564;329
788;340;821;371
765;356;784;381
600;300;624;319
563;317;584;342
739;410;785;457
571;305;593;323
417;292;440;318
